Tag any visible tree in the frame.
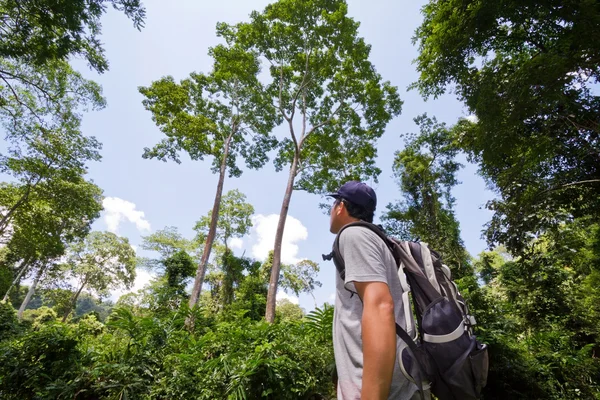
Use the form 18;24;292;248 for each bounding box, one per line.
139;41;279;310
260;251;322;307
11;177;104;320
0;0;145;73
412;0;600;253
469;220;600;399
0;0;146;265
155;250;196;312
194;189;254;306
382;115;471;278
59;231;136;322
276;298;304;322
139;226;198;271
0;60;105;235
225;0;402;322
194;189;254;252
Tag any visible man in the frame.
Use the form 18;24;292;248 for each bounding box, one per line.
328;181;422;400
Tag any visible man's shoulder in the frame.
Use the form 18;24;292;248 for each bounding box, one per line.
339;224;382;244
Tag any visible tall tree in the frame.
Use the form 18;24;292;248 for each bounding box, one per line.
259;251;322;308
139;226;198;271
12;177;103;319
0;0;146;245
194;189;254;253
194;189;254;306
225;0;402;322
139;42;278;309
412;0;600;253
59;231;136;322
383;114;470;277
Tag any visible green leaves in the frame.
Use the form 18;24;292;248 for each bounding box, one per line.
139;49;279;176
194;189;254;248
228;0;402;193
0;0;145;73
62;231;137;299
383;114;470;276
413;0;600;253
469;221;600;398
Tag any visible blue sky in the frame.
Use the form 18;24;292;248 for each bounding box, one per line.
76;0;493;310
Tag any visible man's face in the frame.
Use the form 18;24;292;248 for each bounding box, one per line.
329;198;343;234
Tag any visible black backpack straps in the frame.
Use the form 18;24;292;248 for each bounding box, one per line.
331;231;346;280
331;222;396;297
395;322;428;400
331;221;386;281
334;221;394;259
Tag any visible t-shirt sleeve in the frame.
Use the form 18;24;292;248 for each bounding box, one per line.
339;227;389;293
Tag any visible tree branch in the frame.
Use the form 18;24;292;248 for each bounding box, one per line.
299;101;345;148
278;59;291;123
539;179;600;195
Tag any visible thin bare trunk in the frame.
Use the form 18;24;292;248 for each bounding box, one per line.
17;265;44;321
62;276;88;322
188;132;234;310
2;256;30;302
265;153;300;323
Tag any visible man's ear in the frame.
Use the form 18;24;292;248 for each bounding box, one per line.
337;201;346;215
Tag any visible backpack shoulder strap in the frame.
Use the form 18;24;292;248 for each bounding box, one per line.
330;221;398;281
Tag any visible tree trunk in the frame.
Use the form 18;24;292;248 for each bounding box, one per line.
17;265;44;321
188;132;233;310
2;256;31;302
62;277;88;322
265;153;300;323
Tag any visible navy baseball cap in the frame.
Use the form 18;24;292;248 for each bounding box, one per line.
327;181;377;213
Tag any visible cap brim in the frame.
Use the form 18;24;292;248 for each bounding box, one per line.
326;193;341;199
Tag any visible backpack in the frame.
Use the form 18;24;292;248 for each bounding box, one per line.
324;221;488;400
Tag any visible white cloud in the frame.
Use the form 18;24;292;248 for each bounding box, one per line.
328;293;336;302
466;115;479;123
103;197;151;234
229;238;243;250
277;291;299;305
251;214;308;264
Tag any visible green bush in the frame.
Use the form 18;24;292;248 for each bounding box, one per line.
0;322;84;399
0;301;19;341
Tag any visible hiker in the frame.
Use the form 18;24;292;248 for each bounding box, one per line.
328;181;428;400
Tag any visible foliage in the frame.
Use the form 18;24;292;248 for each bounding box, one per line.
260;250;322;299
413;0;600;254
0;303;336;400
468;221;600;399
383;114;471;278
280;259;322;298
164;250;196;289
275;299;304;323
0;300;19;341
194;189;254;249
304;304;334;345
0;0;145;73
59;231;136;320
22;305;57;328
0;322;83;399
139;226;198;270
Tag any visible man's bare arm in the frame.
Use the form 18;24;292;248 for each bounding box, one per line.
355;281;396;400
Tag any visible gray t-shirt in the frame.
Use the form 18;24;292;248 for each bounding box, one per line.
333;226;419;400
